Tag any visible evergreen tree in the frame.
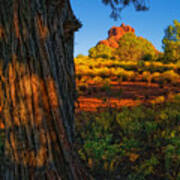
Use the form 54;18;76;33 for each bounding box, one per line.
0;0;148;179
162;20;180;63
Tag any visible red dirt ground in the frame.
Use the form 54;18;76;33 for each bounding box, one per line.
75;81;180;112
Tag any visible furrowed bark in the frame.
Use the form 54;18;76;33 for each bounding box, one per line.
0;0;89;179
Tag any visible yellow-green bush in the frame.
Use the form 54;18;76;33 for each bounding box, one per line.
93;76;103;84
142;71;152;83
114;32;157;62
151;72;161;82
88;44;114;59
162;20;180;63
162;70;180;84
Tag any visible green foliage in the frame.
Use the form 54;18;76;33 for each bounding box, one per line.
75;101;180;179
88;44;114;59
142;53;154;61
88;32;157;62
162;70;179;84
115;32;157;61
93;76;103;84
163;20;180;42
142;71;152;83
162;20;180;63
163;40;180;63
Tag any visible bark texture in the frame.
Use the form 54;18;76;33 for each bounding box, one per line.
0;0;89;179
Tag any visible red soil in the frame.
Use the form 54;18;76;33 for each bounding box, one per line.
76;81;180;112
76;97;141;112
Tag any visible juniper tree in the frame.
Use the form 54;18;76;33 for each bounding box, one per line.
0;0;147;179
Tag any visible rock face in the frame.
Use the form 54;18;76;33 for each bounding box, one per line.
99;23;135;48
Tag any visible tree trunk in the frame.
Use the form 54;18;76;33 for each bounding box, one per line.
0;0;89;179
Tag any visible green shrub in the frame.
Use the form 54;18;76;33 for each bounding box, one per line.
114;32;157;62
142;53;154;61
151;72;161;82
142;71;152;83
75;101;180;179
93;76;103;84
88;44;114;59
162;20;180;63
162;70;179;84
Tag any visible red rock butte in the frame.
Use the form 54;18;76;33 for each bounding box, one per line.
99;23;135;48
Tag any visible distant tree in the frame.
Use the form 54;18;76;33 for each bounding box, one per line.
88;44;114;59
162;20;180;63
114;32;157;61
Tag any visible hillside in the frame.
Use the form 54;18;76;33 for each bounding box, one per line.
75;23;180;112
88;23;159;61
74;24;180;180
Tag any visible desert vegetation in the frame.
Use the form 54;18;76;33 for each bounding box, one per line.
74;21;180;179
75;95;180;179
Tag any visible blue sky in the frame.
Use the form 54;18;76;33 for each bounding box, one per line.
70;0;180;57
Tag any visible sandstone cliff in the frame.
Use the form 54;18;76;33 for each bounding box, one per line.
99;23;135;48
